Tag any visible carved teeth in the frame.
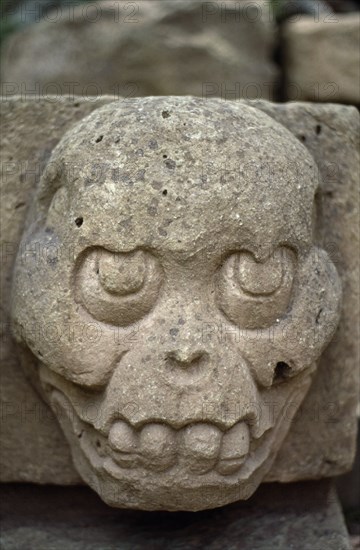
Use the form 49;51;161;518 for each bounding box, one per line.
217;422;250;475
107;419;251;475
139;423;177;471
108;420;139;468
109;420;138;453
182;423;222;474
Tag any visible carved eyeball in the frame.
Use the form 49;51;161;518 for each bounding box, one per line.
75;248;163;326
216;247;295;329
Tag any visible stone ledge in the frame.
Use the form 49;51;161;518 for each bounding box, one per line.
0;480;351;550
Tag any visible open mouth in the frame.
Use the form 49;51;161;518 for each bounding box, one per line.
49;386;288;485
106;416;250;475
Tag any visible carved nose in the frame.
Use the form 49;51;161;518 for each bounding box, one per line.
166;350;207;370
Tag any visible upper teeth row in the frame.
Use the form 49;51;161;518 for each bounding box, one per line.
108;420;250;475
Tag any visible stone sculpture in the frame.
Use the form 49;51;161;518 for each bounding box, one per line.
10;97;342;510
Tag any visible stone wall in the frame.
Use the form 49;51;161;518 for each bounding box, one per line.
1;3;359;105
0;0;278;100
284;13;360;104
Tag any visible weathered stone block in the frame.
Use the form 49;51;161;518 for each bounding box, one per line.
0;97;358;511
284;14;360;104
1;0;277;100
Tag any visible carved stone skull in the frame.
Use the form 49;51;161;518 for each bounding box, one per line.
11;98;341;511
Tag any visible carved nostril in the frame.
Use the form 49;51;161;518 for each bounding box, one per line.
166;350;206;369
273;361;292;383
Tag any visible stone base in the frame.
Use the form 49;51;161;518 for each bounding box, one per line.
0;480;350;549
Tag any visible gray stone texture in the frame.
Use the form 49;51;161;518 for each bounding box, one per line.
0;481;351;549
1;0;278;100
0;97;359;494
252;100;360;483
284;14;360;104
10;96;344;510
0;97;111;484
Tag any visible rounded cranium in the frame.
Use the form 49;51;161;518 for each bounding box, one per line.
11;97;341;511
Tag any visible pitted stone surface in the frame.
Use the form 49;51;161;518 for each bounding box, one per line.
9;97;343;510
1;97;358;510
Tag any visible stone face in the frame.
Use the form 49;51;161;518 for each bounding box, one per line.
9;96;343;511
1;97;358;511
0;0;277;100
284;14;360;104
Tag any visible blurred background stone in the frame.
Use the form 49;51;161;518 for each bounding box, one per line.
0;0;278;100
284;13;360;104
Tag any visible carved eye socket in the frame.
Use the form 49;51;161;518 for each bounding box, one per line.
75;248;163;326
98;251;147;295
216;247;295;329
